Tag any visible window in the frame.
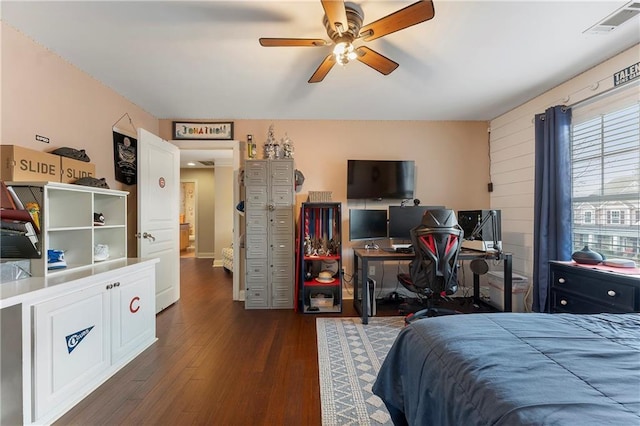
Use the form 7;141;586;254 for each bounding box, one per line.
571;90;640;262
607;210;623;224
584;211;593;224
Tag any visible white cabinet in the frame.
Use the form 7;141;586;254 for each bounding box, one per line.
243;160;295;309
32;285;110;421
7;182;128;277
110;268;155;363
30;262;156;424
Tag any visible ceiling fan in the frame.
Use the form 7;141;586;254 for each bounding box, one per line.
259;0;435;83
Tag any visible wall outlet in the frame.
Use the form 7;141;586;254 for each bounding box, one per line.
369;265;375;276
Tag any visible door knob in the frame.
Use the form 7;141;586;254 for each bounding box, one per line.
143;232;156;242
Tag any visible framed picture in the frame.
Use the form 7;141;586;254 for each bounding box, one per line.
172;121;234;140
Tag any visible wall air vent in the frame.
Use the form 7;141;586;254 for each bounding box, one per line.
198;160;215;166
584;1;640;34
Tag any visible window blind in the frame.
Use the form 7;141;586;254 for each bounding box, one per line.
571;83;640;261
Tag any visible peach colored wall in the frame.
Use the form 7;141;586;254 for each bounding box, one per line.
1;23;159;191
160;119;490;211
1;21;490;287
161;119;490;280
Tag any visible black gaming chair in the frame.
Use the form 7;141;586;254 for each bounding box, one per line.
397;209;464;323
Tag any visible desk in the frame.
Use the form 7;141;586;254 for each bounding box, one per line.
352;248;513;324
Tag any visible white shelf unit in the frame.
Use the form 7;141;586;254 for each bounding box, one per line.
6;182;128;277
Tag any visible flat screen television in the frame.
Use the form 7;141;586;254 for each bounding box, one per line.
388;205;446;240
347;160;415;200
349;209;388;242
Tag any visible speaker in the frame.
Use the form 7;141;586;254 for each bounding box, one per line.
458;210;502;251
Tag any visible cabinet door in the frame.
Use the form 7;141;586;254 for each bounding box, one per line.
246;232;269;259
246;209;268;235
271;258;293;308
245;259;269;308
244;160;268;185
32;285;110;421
245;185;268;209
111;268;156;363
270;160;294;186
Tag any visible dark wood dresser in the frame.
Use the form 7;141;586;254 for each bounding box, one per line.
549;261;640;313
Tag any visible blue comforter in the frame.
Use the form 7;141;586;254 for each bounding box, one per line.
372;313;640;426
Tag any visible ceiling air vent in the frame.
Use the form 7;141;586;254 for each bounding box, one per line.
584;1;640;34
198;160;215;166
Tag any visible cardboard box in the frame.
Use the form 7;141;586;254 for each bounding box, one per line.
1;145;96;184
59;156;95;184
1;145;60;182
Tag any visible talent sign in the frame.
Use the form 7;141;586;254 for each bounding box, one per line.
613;62;639;87
113;131;137;185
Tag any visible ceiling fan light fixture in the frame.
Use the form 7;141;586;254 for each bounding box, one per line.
260;0;435;82
333;41;356;65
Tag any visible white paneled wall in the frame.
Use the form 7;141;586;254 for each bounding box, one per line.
489;44;640;280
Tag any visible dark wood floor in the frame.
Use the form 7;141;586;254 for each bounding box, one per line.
56;257;357;425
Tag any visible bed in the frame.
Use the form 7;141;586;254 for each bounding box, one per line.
372;313;640;425
222;245;233;273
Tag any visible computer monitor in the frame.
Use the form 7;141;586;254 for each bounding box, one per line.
388;206;446;240
349;209;388;246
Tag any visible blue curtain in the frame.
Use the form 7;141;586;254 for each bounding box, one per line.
533;105;573;312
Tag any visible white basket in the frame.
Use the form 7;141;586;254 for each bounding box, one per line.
310;293;334;308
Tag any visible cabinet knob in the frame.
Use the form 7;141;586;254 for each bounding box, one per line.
114;282;120;287
558;278;565;284
106;284;113;290
607;290;616;297
560;299;568;306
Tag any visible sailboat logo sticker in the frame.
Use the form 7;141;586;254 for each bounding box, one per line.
65;326;95;354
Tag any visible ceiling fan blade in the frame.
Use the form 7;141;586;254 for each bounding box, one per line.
359;0;435;42
321;0;349;34
355;46;399;75
309;54;337;83
259;38;329;47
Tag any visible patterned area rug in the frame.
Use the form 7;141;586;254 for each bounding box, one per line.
316;317;405;426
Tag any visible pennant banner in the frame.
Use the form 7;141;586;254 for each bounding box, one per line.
113;130;137;185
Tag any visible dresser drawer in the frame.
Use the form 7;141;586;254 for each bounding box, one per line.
551;289;633;314
551;270;636;311
549;262;640;313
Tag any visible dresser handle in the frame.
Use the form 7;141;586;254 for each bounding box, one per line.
607;290;616;297
558;278;565;284
560;299;568;306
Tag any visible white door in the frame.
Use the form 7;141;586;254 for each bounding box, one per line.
137;128;180;313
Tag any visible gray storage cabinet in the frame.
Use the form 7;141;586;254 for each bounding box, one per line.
244;159;295;309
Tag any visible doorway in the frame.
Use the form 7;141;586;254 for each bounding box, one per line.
171;139;241;300
179;180;197;258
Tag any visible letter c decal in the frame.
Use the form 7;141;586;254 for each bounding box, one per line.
129;296;140;313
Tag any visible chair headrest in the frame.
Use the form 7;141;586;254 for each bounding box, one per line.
420;209;459;228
